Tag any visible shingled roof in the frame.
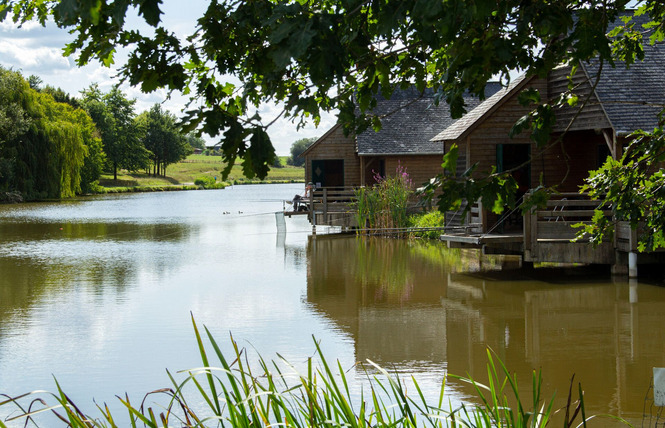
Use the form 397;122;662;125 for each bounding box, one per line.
432;12;665;143
582;13;665;135
356;84;501;155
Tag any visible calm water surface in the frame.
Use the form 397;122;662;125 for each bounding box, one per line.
0;183;663;426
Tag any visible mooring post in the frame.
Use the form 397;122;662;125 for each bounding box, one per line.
628;251;638;278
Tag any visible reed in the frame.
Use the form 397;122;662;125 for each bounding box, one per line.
0;316;631;428
354;164;414;236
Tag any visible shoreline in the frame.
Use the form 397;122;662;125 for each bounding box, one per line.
0;180;305;204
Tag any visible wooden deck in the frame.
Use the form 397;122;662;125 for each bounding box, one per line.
439;193;655;272
440;232;523;246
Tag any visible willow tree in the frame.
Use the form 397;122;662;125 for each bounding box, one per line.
0;67;103;199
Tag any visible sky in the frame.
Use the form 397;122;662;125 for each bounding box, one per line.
0;1;334;155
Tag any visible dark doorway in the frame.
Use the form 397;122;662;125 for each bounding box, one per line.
496;144;530;232
311;159;344;188
497;144;530;193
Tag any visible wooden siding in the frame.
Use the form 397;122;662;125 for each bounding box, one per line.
548;65;612;133
360;154;444;188
304;126;361;187
466;78;549;185
540;130;606;191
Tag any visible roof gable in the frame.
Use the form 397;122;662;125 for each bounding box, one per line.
430;74;532;142
300;123;343;158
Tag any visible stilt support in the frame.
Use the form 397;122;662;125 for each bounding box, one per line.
629;251;638;278
612;250;628;276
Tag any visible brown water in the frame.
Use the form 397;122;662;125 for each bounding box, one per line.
0;184;663;426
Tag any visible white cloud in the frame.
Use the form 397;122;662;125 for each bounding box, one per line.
0;39;71;70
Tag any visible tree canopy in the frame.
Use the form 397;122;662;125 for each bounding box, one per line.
0;67;103;199
136;103;192;176
80;84;149;180
5;0;641;176
288;137;317;167
4;0;665;247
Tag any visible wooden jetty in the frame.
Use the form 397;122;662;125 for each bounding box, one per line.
283;187;358;230
440;192;663;277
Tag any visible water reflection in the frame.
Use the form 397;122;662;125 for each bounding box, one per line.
306;235;665;423
306;236;509;369
0;220;195;337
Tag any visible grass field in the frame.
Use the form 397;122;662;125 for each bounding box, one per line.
98;155;304;190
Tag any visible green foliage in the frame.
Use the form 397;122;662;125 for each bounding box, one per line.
136;103;191;176
0;67;101;199
41;85;81;108
420;150;519;220
287;137;317;167
184;132;205;150
193;175;225;189
409;210;446;240
80;84;148;180
3;0;652;183
354;164;413;235
0;318;626;427
579;128;665;251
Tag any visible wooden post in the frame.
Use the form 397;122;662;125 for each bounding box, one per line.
478;200;486;233
524;205;531;256
323;188;328;225
530;208;538;261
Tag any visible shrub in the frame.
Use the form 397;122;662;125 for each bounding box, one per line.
194;176;225;189
409;210;446;239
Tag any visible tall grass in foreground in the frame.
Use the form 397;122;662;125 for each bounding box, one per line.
0;316;630;428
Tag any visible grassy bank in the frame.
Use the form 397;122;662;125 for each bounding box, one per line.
97;155;304;192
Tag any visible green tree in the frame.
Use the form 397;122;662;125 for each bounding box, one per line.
42;85;81;109
81;84;148;180
288;137;317;167
184;133;205;150
0;67;100;199
0;68;32;192
136;104;191;176
5;0;665;246
26;74;42;90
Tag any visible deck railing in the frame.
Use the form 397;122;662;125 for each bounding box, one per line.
308;187;357;227
523;192;611;259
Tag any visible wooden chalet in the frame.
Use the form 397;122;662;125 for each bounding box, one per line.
299;86;501;227
431;13;665;275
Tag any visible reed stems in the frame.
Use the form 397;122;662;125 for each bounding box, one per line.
0;317;631;427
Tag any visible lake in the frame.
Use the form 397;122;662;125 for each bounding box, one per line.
0;183;663;426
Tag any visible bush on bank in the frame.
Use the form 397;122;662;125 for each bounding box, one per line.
409;210;447;240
